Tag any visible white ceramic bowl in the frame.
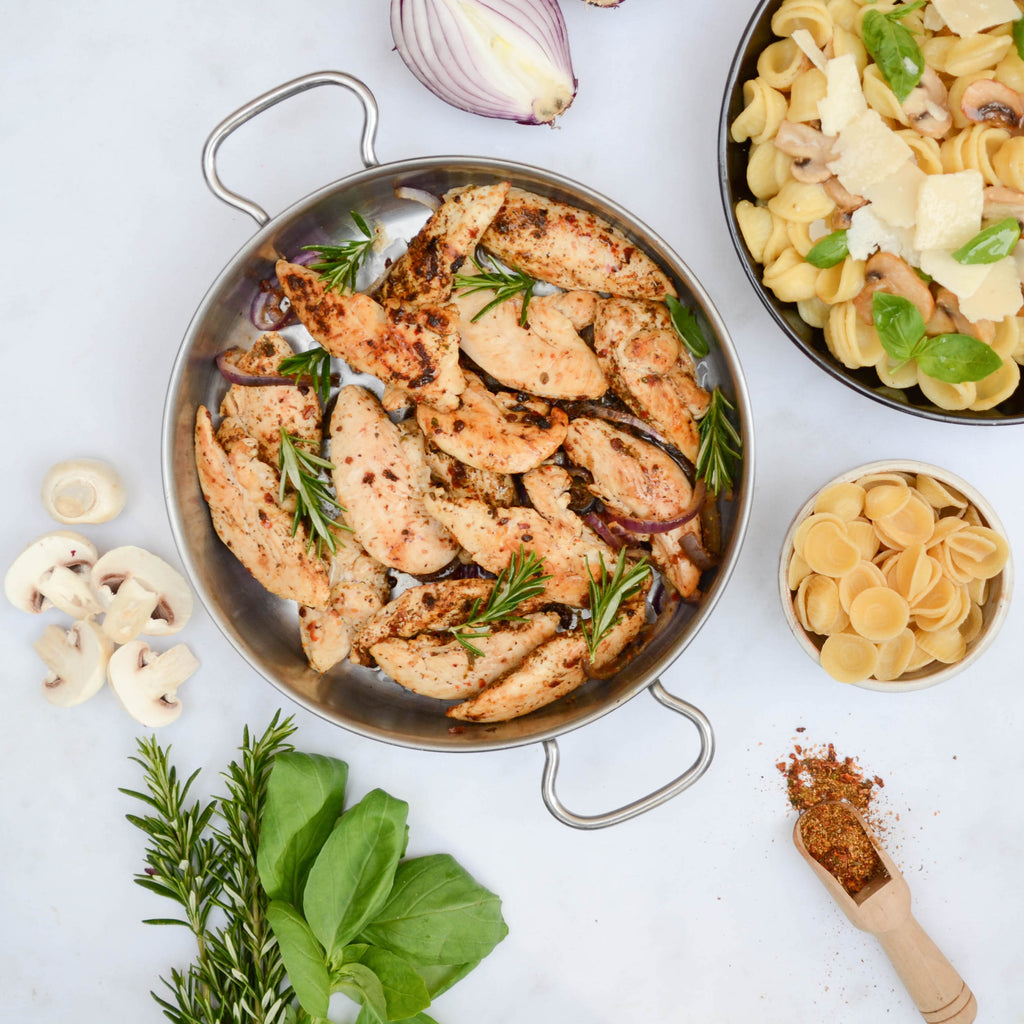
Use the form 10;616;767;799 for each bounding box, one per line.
779;460;1013;692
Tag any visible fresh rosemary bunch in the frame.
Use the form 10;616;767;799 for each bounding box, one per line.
302;210;375;294
277;346;335;407
696;387;742;497
583;550;651;659
277;428;351;557
121;713;298;1024
450;546;552;657
453;252;537;326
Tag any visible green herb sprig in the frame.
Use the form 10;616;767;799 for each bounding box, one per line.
453;252;537;326
696;387;742;497
277;428;351;557
862;1;927;102
804;229;850;269
952;217;1022;266
277;346;335;407
450;546;553;657
1014;17;1024;61
872;292;1002;383
665;295;711;358
302;211;375;294
583;550;651;659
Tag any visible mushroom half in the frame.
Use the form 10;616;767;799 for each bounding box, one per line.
5;530;102;618
34;617;114;707
41;458;126;525
107;640;199;727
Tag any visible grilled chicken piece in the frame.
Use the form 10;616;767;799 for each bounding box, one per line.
446;590;648;722
218;333;322;465
480;187;677;299
370;612;561;699
454;288;607;400
194;407;330;608
329;386;459;576
298;540;390;673
378;182;510;305
593;298;710;465
277;261;465;410
415;371;568;474
563;417;704;598
539;289;599;329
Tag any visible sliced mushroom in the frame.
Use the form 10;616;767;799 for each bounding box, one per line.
960;80;1024;133
107;640;199;727
853;252;936;326
927;287;996;344
823;176;867;229
91;546;194;642
983;186;1024;229
5;531;102;618
773;120;836;183
40;458;126;525
34;617;114;707
901;67;952;139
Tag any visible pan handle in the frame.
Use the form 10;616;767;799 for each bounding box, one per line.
201;71;380;227
539;680;714;829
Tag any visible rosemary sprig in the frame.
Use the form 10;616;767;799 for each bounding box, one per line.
277;428;351;557
302;210;374;294
450;546;553;657
277;346;335;407
120;713;298;1024
696;386;742;497
453;252;537;326
583;550;651;659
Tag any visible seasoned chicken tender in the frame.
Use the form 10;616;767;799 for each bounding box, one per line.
564;417;704;598
594;297;710;464
277;261;465;410
330;386;458;576
480;187;677;299
416;372;568;474
218;333;322;465
379;182;510;305
370;612;560;699
194;407;330;609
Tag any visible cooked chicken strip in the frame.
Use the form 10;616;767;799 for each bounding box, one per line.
446;590;648;722
370;612;560;699
415;371;568;474
330;386;458;576
594;297;710;464
454;288;607;400
194;407;330;608
563;417;703;598
378;182;510;305
277;261;465;410
480;187;677;299
537;289;599;330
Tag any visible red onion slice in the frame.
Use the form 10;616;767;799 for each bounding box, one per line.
681;531;718;571
394;185;442;211
582;512;625;550
249;249;319;330
603;479;707;535
215;350;338;392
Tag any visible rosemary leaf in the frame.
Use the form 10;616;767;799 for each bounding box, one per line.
276;346;335;407
453;252;537;326
696;387;742;497
302;211;375;294
583;550;651;659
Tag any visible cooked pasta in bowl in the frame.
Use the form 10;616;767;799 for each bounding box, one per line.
720;0;1024;422
779;459;1013;691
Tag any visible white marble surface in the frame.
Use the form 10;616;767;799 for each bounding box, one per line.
2;1;1021;1020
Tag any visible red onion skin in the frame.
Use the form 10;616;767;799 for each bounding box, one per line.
215;349;338;392
603;479;707;535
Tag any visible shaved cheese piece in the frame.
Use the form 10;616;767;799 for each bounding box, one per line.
918;249;991;301
818;55;867;137
792;28;827;71
847;205;904;261
914;170;984;251
809;218;830;242
924;5;947;31
828;110;912;195
959;257;1024;323
1015;241;1024;282
863;161;927;229
931;0;1021;37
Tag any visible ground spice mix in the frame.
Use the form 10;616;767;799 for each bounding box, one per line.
798;801;885;896
777;742;884;815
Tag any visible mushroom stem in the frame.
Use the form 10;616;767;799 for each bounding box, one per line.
101;577;160;644
34;619;113;707
37;564;103;619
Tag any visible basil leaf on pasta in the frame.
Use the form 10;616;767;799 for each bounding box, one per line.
665;295;711;358
1014;18;1024;61
804;230;849;269
873;292;925;362
862;6;926;102
952;218;1021;265
915;334;1003;384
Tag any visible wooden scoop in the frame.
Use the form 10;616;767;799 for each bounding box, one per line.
794;801;977;1024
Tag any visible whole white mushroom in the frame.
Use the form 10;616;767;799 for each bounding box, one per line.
41;458;126;525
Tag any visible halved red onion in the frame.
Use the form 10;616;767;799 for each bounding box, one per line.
603;479;707;535
390;0;577;125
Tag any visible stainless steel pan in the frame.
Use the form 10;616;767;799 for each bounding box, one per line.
162;72;754;827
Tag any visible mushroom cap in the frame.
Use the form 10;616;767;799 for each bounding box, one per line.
4;530;100;616
41;458;126;525
107;640;199;727
34;617;114;707
91;545;194;636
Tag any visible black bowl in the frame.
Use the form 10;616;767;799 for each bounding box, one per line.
718;0;1024;425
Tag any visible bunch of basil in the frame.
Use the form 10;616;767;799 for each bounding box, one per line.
258;752;508;1022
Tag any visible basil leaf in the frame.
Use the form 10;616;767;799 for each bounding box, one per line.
952;217;1022;265
303;788;409;957
334;962;388;1023
862;8;925;102
872;291;926;361
414;959;482;998
266;899;331;1018
804;230;849;269
914;333;1003;383
258;752;348;908
1014;17;1024;61
665;295;710;358
344;944;432;1020
359;854;508;967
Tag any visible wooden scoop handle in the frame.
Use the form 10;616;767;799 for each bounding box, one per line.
875;913;977;1023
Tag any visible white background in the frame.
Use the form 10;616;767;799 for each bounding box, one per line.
2;1;1021;1020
